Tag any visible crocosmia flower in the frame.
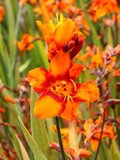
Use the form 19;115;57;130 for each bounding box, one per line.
17;34;34;52
36;14;85;60
28;51;99;121
83;117;115;151
89;0;120;22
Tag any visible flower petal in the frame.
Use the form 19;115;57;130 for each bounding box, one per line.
69;63;84;79
49;51;71;77
77;82;99;102
61;100;79;121
54;19;75;46
34;93;62;119
90;139;99;151
28;68;49;93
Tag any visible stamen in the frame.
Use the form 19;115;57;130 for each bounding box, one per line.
67;95;74;102
62;95;67;104
70;79;77;91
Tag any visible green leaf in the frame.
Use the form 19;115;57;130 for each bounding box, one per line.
18;116;48;160
110;140;120;160
80;0;103;49
98;143;112;160
19;60;30;73
0;25;13;87
5;0;15;62
16;135;30;160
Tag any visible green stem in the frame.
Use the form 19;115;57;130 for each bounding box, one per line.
94;110;105;160
55;117;66;160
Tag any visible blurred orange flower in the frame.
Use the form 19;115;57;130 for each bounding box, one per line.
36;14;85;60
73;11;90;36
17;34;34;52
89;0;120;22
90;47;116;70
28;51;99;121
83;117;115;151
34;0;76;22
0;107;6;113
20;0;37;5
67;147;91;159
4;95;16;104
78;46;94;62
113;69;120;77
51;125;69;149
90;49;104;68
0;6;5;21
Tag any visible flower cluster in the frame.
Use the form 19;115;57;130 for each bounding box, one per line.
89;0;120;22
27;14;99;121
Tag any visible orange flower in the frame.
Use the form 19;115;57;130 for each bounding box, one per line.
36;14;85;60
78;46;94;62
20;0;37;5
89;0;120;22
28;51;99;121
90;51;104;68
34;0;76;22
79;148;91;158
67;147;91;159
0;6;5;22
74;11;90;36
34;0;57;22
83;117;115;151
50;142;91;158
0;107;6;113
4;95;16;104
90;47;116;70
113;69;120;77
17;34;34;52
51;125;69;149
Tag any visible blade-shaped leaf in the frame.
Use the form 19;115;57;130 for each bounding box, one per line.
18;116;47;160
16;135;30;160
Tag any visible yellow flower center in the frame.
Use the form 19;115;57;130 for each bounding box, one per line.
50;80;76;101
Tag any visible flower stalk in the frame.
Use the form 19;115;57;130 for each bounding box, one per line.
55;117;66;160
94;109;105;160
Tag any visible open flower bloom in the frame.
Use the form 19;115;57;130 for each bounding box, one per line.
0;6;5;22
17;34;34;52
83;117;115;151
36;14;85;60
28;51;99;121
89;0;120;22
